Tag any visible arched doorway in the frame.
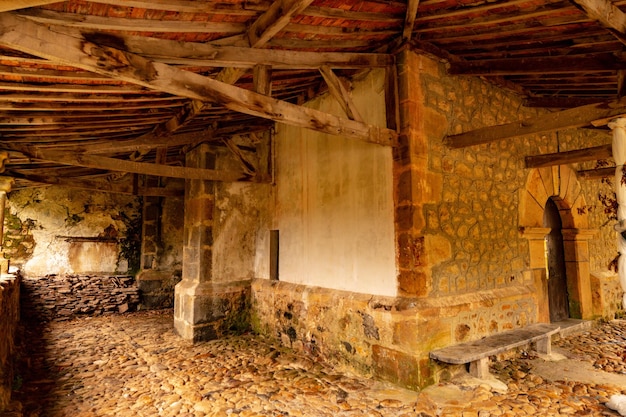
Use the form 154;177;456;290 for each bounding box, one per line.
543;198;569;322
519;166;597;322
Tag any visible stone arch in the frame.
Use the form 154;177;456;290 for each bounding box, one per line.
519;166;596;321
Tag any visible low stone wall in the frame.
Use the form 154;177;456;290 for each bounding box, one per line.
21;274;139;322
251;278;537;390
0;274;20;412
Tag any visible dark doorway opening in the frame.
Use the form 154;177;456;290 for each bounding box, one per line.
543;198;570;322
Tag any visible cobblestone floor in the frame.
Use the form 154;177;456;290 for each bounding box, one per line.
3;310;626;417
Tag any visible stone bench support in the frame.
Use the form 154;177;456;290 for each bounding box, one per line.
430;323;561;379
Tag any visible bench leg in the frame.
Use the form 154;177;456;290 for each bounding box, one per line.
536;335;552;355
469;357;490;379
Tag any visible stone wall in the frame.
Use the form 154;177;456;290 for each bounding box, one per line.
251;48;624;390
252;279;536;389
0;274;20;412
6;187;141;277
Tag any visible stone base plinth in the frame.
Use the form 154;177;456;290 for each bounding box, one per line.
137;269;182;310
174;279;251;342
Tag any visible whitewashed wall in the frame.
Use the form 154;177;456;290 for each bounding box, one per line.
269;69;397;296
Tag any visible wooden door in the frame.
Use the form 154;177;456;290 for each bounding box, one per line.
543;199;570;322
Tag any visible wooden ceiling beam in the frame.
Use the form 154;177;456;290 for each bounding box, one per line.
444;98;626;148
525;144;612;168
0;13;395;147
17;147;252;183
448;55;626;76
577;166;614;179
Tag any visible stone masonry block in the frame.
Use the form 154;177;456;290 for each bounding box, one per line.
372;345;423;390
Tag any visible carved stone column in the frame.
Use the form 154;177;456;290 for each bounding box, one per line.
0;173;13;275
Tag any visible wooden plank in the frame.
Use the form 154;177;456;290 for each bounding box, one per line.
430;324;560;365
577;166;615;179
525;144;613;168
0;13;397;147
21;148;252;183
444;98;626;148
319;65;363;122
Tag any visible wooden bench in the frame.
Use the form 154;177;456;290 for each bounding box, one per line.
430;323;561;378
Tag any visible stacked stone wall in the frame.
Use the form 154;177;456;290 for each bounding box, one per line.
418;58;545;296
0;274;20;411
20;274;139;322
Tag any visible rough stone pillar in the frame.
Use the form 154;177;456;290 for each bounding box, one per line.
394;47;446;297
174;144;250;342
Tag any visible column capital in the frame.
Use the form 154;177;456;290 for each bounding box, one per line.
519;226;550;240
561;228;598;240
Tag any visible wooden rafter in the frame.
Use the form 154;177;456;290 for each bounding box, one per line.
403;0;420;41
448;55;626;76
444;98;626;148
571;0;626;46
248;0;315;47
215;0;315;85
9;171;184;196
319;65;363;122
0;13;396;147
17;148;252;183
525;144;612;168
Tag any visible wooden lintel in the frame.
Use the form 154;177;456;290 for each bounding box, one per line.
525;144;613;168
577;166;615;180
0;13;396;147
444;98;626;148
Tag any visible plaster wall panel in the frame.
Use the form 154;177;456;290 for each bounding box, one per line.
273;69;396;296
